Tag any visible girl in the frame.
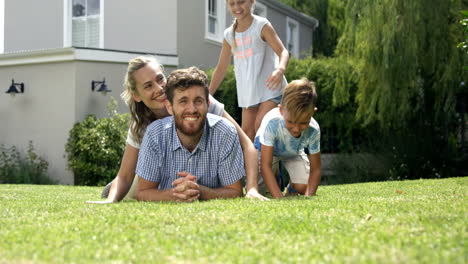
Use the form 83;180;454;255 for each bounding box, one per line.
87;56;268;203
209;0;289;141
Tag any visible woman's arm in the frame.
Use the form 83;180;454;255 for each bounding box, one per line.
86;144;138;204
222;111;269;201
209;39;232;95
261;23;290;90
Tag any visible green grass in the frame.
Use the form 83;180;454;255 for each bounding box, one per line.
0;177;466;263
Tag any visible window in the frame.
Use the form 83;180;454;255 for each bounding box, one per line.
253;2;267;17
66;0;103;48
286;17;299;57
205;0;226;43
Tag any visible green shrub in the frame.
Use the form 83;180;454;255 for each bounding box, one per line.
65;97;130;186
0;141;54;184
206;66;242;123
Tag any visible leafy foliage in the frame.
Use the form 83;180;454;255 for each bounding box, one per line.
206;66;242;123
65;97;130;186
337;0;466;128
279;0;346;56
332;0;468;179
458;10;468;54
0;141;54;184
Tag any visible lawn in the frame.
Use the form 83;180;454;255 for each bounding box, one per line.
0;177;466;263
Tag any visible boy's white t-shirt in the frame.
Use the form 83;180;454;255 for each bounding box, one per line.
126;95;225;149
224;15;287;107
254;107;320;158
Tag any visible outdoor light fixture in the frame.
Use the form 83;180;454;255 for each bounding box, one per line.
91;78;112;94
6;79;25;95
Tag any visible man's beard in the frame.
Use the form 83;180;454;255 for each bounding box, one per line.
174;112;207;137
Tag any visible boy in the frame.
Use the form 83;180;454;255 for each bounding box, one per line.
254;78;321;198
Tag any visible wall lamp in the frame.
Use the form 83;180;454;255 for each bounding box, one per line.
91;78;112;94
6;79;25;95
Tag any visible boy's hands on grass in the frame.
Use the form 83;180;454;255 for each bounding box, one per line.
245;188;270;201
304;184;318;196
172;172;200;202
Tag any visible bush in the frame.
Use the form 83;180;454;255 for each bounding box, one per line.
0;141;54;184
65;97;130;186
206;66;242;123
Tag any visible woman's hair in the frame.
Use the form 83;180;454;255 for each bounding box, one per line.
281;78;317;121
121;56;164;145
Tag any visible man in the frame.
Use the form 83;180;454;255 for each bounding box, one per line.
135;67;245;202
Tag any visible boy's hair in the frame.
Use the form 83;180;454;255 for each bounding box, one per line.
165;66;209;104
281;78;317;121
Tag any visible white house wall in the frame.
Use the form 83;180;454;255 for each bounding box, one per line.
177;0;222;69
4;0;63;52
104;0;177;55
0;62;75;184
74;61;130;121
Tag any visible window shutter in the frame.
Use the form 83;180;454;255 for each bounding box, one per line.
87;16;100;48
72;18;86;47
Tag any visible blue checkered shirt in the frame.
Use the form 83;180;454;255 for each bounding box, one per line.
136;114;245;190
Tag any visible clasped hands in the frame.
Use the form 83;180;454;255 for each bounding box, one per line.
171;171;200;202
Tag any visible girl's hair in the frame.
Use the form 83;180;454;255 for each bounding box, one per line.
228;0;255;53
121;56;164;145
231;18;239;52
281;78;317;121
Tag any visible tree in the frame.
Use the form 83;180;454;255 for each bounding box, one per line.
337;0;466;128
279;0;346;56
334;0;468;178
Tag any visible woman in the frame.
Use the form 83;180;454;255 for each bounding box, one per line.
87;56;268;203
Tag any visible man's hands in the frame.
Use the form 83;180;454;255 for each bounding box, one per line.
172;172;200;202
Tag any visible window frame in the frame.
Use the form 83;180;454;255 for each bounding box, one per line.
205;0;226;44
286;16;299;57
253;2;267;17
64;0;104;48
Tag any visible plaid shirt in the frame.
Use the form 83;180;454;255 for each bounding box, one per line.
136;114;245;190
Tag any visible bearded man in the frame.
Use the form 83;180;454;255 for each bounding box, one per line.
135;67;245;202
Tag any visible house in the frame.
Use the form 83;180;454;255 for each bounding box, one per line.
0;0;318;184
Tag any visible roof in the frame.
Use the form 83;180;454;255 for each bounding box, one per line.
0;47;178;67
260;0;319;29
